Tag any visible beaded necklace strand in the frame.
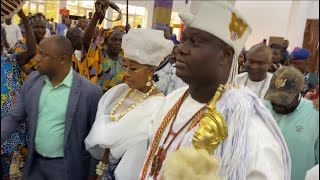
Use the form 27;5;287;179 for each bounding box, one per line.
109;83;156;121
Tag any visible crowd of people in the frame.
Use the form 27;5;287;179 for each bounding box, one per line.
1;0;319;180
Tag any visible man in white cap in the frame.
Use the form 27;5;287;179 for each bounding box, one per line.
140;1;291;180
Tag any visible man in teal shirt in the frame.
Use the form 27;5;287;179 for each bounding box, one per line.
1;35;103;180
35;66;73;158
264;66;319;180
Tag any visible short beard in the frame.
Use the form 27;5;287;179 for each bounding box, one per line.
273;103;299;114
272;94;301;114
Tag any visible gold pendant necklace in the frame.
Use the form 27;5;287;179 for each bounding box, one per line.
192;84;228;154
140;84;228;180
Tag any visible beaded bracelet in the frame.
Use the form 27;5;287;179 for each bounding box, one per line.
96;161;108;176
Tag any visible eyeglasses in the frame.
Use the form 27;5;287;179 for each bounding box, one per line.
122;65;149;74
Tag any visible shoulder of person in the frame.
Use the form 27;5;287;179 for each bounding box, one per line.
165;86;189;101
99;83;130;103
234;72;248;84
263;100;272;109
219;87;286;155
219;86;257;108
22;71;43;90
235;72;248;79
301;98;319;114
25;71;42;81
106;83;129;95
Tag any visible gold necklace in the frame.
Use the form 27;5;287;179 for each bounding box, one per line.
109;83;156;121
192;84;228;153
140;84;227;180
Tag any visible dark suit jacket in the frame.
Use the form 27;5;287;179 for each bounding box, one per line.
1;71;103;180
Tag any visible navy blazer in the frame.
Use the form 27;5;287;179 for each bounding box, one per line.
1;71;103;180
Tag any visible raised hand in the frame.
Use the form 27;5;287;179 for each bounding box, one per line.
17;9;27;20
94;0;109;16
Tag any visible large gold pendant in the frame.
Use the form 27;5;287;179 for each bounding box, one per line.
192;84;228;154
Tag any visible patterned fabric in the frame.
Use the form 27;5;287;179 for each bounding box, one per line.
71;55;80;73
71;49;85;73
100;153;121;180
81;42;126;93
1;54;27;180
9;146;27;179
1;154;13;180
154;59;187;95
111;26;126;34
14;38;38;80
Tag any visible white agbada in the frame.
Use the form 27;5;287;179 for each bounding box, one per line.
235;72;272;99
85;84;165;180
142;86;291;180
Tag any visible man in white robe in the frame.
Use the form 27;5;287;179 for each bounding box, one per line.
235;44;273;99
140;1;291;180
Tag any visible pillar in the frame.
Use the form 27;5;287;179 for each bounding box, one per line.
58;1;67;23
152;0;173;29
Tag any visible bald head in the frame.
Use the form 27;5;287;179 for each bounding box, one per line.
246;44;273;81
41;35;74;61
247;44;273;63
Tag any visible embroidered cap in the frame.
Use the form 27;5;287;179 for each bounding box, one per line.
265;66;305;106
121;28;174;67
179;1;252;82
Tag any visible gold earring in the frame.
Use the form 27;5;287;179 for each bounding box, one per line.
146;76;152;87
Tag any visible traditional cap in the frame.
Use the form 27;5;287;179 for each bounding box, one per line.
28;13;46;24
179;1;252;82
104;26;126;39
265;66;305;106
1;0;26;21
289;48;311;60
121;28;174;67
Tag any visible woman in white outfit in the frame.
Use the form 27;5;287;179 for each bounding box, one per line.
85;28;174;180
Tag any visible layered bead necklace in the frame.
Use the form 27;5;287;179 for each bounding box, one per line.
140;90;207;180
109;82;156;121
140;85;227;180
